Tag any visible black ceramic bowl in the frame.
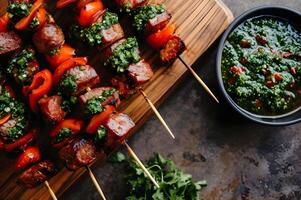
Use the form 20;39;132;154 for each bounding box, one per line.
216;6;301;126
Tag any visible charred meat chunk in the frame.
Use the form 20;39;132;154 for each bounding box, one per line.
38;95;66;124
59;65;100;96
73;12;124;48
59;138;97;170
127;59;153;85
133;4;168;32
18;160;57;188
33;23;65;54
105;113;135;148
0;31;22;56
80;87;120;109
145;11;171;34
160;36;185;64
105;37;141;73
116;0;148;12
7;47;39;85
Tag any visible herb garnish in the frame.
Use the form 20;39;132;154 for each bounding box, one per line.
133;4;165;32
108;151;126;163
85;96;104;116
7;3;32;23
49;48;60;57
7;48;35;84
54;128;73;143
6;116;27;140
61;96;78;113
0;86;25;119
126;154;207;200
105;37;141;73
72;12;119;46
59;74;78;94
85;89;116;116
29;17;39;29
95;125;107;143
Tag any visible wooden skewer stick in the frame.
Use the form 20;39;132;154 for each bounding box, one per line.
124;142;160;188
44;181;58;200
138;88;175;139
177;55;219;103
86;166;107;200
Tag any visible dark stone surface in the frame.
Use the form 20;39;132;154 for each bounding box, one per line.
62;1;301;200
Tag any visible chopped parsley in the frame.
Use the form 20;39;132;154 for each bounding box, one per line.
105;37;141;73
0;86;25;119
29;17;39;29
6;116;27;140
7;48;35;84
72;12;119;46
85;89;116;116
121;3;132;14
108;151;126;163
95;125;107;143
85;96;104;116
61;96;78;113
133;4;166;32
7;3;32;23
48;47;60;56
59;74;78;94
126;154;207;200
54;128;73;143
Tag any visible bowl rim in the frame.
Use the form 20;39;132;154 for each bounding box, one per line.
216;5;301;126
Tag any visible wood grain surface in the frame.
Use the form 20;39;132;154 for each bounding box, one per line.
0;0;233;199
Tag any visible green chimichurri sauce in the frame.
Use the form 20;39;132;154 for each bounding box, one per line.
72;12;119;46
133;4;166;32
7;3;32;23
59;74;78;94
85;89;116;116
54;128;73;143
222;17;301;116
105;37;141;73
7;48;35;84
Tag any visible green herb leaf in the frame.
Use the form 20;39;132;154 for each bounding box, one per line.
59;74;78;94
125;154;206;200
133;4;165;32
54;128;73;143
105;37;141;73
109;151;126;163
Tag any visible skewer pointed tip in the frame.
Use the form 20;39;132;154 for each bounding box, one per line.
138;88;175;139
86;166;107;200
44;181;58;200
124;142;160;188
177;55;220;104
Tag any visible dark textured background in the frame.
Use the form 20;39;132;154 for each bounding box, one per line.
62;0;301;199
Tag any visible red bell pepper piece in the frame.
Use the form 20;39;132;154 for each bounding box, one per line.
53;57;87;85
86;105;115;134
32;8;47;30
15;0;44;30
56;0;77;8
0;13;10;32
0;114;11;126
45;44;76;69
147;24;176;49
22;69;53;113
4;129;38;152
15;146;41;170
78;0;104;27
49;118;85;137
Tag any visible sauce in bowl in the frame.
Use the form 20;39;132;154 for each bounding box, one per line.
222;17;301;116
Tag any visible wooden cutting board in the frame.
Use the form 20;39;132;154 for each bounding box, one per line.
0;0;233;199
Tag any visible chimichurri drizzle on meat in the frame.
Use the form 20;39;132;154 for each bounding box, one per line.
222;17;301;116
